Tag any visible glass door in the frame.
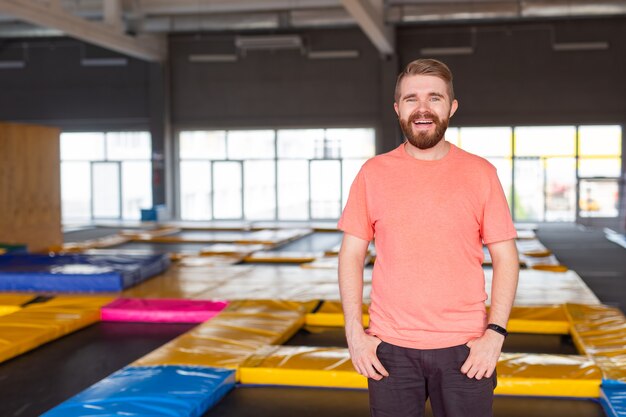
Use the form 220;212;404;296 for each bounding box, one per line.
213;161;243;219
91;161;121;219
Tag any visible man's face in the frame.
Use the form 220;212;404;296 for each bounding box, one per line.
394;75;458;150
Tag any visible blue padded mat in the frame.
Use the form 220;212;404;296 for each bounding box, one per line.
41;366;235;417
0;253;170;292
601;385;626;417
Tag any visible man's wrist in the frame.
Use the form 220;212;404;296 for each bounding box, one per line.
486;323;508;338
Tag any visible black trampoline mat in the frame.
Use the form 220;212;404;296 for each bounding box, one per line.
203;386;605;417
108;241;211;253
285;327;579;355
63;227;125;243
172;230;254;240
269;232;343;253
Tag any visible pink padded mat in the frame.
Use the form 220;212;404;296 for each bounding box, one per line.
101;298;228;323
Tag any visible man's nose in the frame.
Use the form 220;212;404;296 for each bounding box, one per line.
415;99;430;111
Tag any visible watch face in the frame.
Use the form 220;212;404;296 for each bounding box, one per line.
487;324;507;337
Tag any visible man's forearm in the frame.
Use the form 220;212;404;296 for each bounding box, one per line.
338;253;366;337
487;241;519;328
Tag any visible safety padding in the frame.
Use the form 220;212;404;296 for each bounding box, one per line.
0;306;20;316
224;299;317;315
239;346;602;397
529;264;569;272
41;366;235;417
484;269;601;306
0;294;35;317
199;243;267;256
305;302;569;334
240;346;365;388
236;228;312;245
482;239;553;266
136;228;312;246
302;254;372;270
133;300;308;377
520;253;563;270
0;296;113;363
301;255;340;269
120;226;181;239
565;303;626;383
504;306;570;335
0;253;170;292
101;298;229;323
59;234;131;252
0;294;36;305
121;263;250;299
189;266;372;302
516;239;552;257
496;353;602;398
305;301;369;327
516;229;536;240
601;385;626;417
244;251;321;264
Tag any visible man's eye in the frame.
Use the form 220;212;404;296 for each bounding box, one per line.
430;97;441;101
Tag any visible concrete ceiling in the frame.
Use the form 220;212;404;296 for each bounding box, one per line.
0;0;624;61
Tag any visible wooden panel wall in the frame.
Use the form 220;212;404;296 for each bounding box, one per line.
0;122;62;252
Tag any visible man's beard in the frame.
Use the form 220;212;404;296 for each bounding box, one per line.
399;111;449;150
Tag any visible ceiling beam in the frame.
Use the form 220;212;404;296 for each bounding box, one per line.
103;0;124;32
340;0;394;56
0;0;166;62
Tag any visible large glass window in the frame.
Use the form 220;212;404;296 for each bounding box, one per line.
578;125;622;218
60;131;152;222
451;125;621;222
178;128;375;221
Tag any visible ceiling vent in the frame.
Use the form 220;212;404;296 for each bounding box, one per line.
235;34;303;54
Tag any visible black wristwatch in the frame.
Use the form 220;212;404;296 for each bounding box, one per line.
486;323;508;338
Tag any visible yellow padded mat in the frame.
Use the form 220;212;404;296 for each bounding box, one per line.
59;234;131;252
0;294;36;317
505;305;570;334
0;294;36;306
244;251;321;264
133;300;308;378
0;295;113;363
122;264;251;299
306;302;570;334
239;346;602;397
564;303;626;383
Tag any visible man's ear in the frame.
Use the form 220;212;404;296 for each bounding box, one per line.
449;99;459;118
394;102;400;117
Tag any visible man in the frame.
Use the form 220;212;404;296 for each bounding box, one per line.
337;59;519;417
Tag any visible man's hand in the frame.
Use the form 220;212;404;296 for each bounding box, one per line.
347;331;389;381
460;330;504;380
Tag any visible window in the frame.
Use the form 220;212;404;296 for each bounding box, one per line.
452;125;621;222
60;132;152;222
577;126;622;218
178;128;375;221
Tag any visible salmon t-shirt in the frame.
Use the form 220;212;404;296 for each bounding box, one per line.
338;142;517;349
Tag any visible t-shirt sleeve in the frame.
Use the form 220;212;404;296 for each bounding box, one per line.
480;166;517;244
337;168;374;242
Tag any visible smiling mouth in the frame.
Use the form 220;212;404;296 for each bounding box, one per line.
413;120;433;126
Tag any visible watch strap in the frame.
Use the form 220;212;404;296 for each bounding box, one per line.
486;323;508;337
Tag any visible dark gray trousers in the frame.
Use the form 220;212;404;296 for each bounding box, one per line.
368;341;496;417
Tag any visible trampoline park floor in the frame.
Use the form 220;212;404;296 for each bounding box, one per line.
1;223;624;416
0;322;594;417
0;315;585;417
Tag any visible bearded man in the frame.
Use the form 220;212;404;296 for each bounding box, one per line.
338;58;520;417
